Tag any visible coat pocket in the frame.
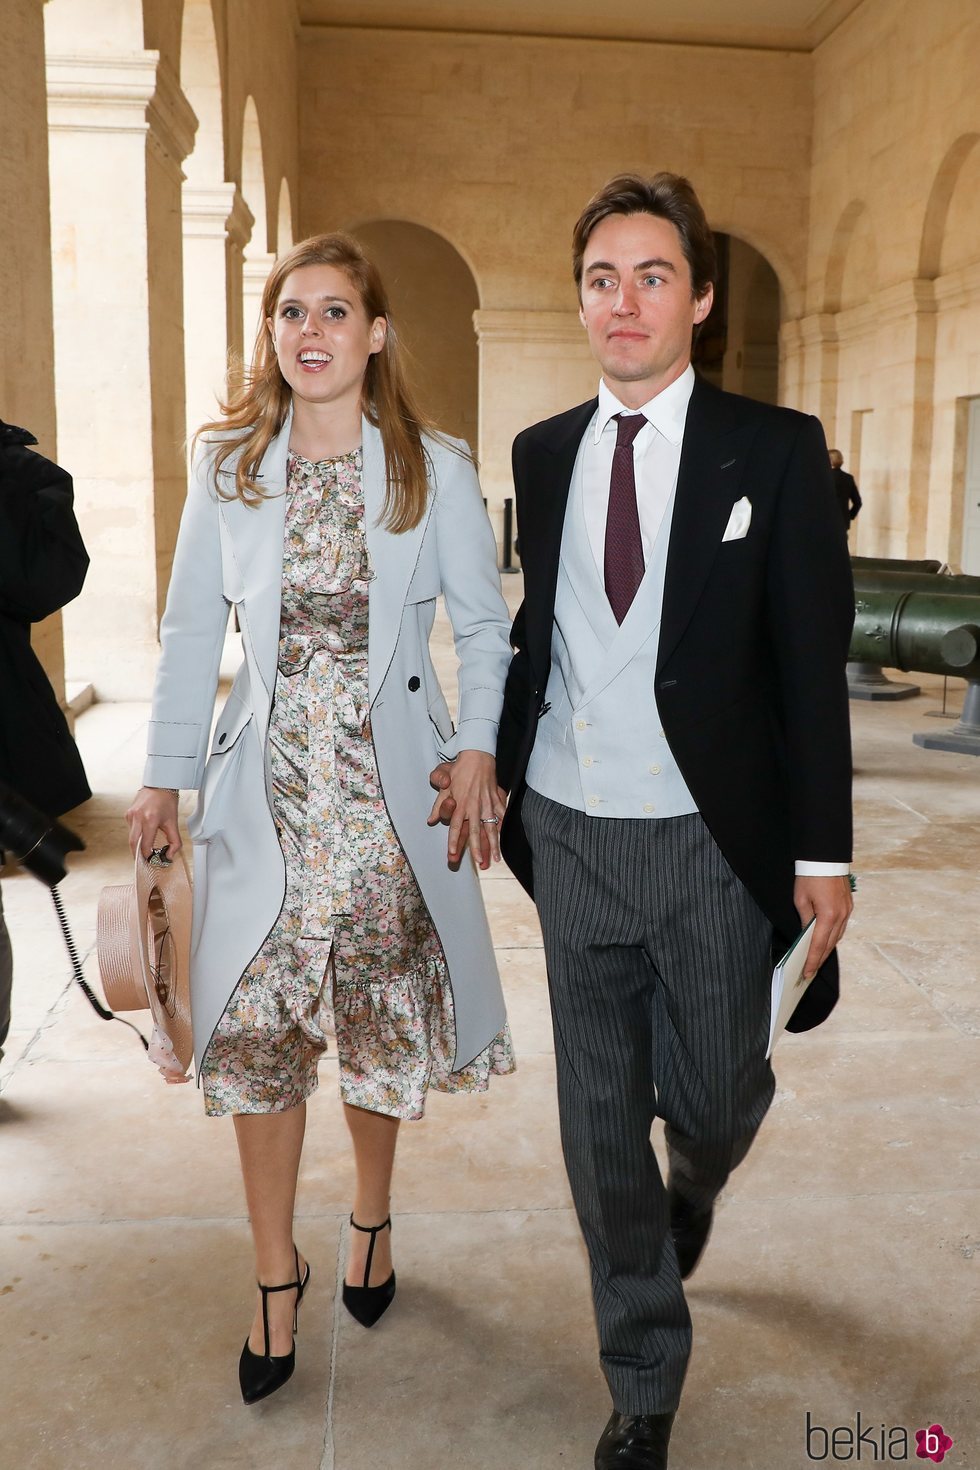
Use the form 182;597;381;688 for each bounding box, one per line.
187;695;254;841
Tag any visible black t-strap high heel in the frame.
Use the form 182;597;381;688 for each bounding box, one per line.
239;1245;311;1404
342;1215;396;1328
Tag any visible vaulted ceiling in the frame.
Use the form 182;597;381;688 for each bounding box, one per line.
297;0;865;53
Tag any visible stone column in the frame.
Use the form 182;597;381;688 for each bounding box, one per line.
2;0;67;710
777;319;805;410
182;184;254;445
794;312;840;433
242;253;276;367
837;279;938;559
474;310;596;557
46;51;196;699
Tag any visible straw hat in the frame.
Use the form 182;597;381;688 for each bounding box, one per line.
97;848;193;1075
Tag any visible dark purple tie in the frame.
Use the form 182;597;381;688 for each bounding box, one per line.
604;413;647;624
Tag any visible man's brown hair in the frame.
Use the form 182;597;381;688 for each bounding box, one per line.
572;172;717;300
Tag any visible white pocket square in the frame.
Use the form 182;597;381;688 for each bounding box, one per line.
722;496;752;542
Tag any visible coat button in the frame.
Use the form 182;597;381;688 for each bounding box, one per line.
408;676;421;691
218;732;227;745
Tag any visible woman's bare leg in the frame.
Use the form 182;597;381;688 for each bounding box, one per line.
234;1102;308;1355
342;1102;399;1285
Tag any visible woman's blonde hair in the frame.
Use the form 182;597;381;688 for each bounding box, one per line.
195;232;445;532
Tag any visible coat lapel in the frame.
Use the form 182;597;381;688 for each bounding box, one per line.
217;411;291;711
363;415;433;703
657;378;744;672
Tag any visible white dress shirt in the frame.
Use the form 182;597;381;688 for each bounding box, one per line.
582;367;848;880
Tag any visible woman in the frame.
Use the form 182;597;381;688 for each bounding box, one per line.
126;234;514;1405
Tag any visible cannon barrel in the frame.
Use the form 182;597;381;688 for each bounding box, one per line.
852;567;980;598
847;558;951;699
851;555;946;575
847;570;980;754
851;589;980;680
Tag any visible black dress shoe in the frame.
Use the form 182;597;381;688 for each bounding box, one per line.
595;1410;674;1469
668;1185;713;1280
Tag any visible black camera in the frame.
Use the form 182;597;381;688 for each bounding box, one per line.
0;781;85;887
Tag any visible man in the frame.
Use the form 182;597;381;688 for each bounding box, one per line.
829;448;862;533
0;418;90;1061
492;175;854;1469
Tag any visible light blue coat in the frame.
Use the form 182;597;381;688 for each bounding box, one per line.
143;413;512;1076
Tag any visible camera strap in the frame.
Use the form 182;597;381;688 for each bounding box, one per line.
50;885;149;1052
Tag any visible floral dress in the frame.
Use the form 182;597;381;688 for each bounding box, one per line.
201;448;515;1118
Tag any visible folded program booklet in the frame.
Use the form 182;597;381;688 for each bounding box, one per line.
766;917;817;1058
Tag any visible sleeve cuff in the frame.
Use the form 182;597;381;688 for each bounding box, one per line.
437;718;499;761
795;860;851;876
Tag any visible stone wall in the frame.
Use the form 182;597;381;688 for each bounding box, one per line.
788;0;980;568
297;25;813;533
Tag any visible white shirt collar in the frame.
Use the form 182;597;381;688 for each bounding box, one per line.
594;363;696;446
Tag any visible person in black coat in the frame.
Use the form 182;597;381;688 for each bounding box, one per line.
0;418;90;1058
829;448;862;532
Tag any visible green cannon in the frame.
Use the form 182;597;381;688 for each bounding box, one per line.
849;561;980;755
848;558;947;700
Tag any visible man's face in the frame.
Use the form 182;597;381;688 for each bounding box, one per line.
578;212;713;403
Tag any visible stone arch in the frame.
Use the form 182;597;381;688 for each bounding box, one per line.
706;217;799;320
276;176;294;254
352;220;480;448
919;133;980;279
179;0;224;184
179;0;243;435
241;96;269;256
240;95;272;353
348;212;484;309
693;232;781;404
823;199;876;314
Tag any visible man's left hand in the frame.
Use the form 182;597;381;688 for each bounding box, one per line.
794;874;854;979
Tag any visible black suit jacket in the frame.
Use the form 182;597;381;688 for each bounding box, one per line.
497;377;854;1032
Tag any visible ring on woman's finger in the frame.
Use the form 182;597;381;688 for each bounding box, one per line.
480;815;499;824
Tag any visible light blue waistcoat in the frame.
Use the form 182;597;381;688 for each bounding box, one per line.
525;439;699;821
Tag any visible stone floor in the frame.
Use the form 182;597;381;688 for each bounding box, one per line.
1;584;978;1469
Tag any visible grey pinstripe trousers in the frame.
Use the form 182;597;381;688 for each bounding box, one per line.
523;788;776;1414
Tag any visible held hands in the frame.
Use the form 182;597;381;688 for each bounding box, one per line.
794;874;854;980
125;787;182;860
427;752;507;870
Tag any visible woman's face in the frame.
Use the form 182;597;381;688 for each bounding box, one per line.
267;263;386;410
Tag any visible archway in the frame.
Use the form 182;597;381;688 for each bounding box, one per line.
277;177;294;253
179;0;249;437
241;96;271;355
693;233;781;404
919;133;980;279
823;199;877;314
352;220;480;449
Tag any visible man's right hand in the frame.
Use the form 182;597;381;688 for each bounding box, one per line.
427;760;499;870
126;786;181;859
